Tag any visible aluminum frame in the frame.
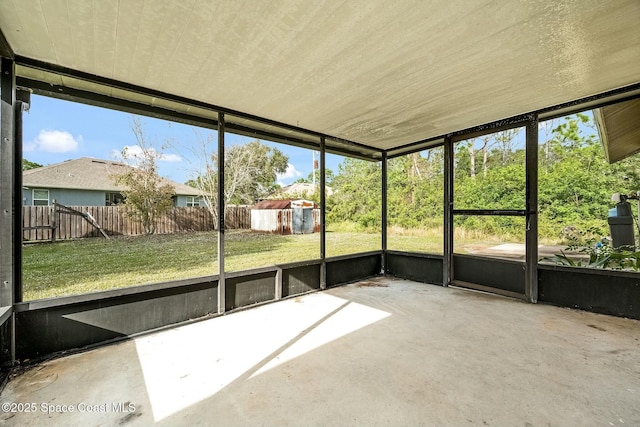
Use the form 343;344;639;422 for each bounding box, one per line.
0;58;15;307
217;112;226;314
1;47;640;368
525;115;539;302
381;151;388;273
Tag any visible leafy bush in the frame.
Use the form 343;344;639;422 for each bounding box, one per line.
544;240;640;271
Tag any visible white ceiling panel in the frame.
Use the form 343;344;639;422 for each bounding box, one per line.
1;0;639;151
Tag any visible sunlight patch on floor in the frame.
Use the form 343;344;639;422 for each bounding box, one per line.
250;300;391;378
134;292;390;421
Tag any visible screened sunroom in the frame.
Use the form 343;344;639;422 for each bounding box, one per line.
1;1;639;425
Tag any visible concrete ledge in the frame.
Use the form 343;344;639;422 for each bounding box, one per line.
0;306;11;325
4;278;640;426
539;264;640;319
15;274;220;312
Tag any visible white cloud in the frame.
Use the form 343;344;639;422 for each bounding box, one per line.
161;153;182;162
27;130;79;153
110;148;123;161
276;163;303;185
112;145;182;163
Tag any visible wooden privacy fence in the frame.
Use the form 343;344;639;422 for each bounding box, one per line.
225;204;251;230
22;204;251;242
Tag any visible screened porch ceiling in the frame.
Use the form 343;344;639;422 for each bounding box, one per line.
1;0;639;156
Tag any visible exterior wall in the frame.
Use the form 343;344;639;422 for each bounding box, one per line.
23;188;203;207
539;265;640;320
22;187;105;206
175;195;205;207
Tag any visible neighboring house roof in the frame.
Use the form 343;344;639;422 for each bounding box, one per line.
273;182;334;198
22;157;201;196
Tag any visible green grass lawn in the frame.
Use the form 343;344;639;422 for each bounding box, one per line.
22;230;384;301
22;227;531;301
24;232;220;301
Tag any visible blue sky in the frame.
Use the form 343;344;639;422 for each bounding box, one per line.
23;95;344;186
22;96;598;189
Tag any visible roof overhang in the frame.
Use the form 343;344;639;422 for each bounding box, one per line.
595;98;640;164
1;1;639;158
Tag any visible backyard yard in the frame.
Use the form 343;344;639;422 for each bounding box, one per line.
22;230;380;301
22;228;532;301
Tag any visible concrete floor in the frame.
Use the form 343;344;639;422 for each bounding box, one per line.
464;243;585;262
1;277;639;426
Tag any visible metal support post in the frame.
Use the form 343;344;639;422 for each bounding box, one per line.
320;137;327;289
525;115;539;303
1;57;16;307
217;112;226;313
381;151;388;274
13;88;29;303
1;58;16;365
443;135;454;286
275;268;282;300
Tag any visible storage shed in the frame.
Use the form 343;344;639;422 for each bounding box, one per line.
251;199;319;234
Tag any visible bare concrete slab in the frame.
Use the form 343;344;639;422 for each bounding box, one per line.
1;277;639;426
463;243;585;261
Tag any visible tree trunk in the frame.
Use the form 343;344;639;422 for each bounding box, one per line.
468;141;476;179
482;137;489;178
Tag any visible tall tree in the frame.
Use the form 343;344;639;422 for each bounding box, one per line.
494;128;521;166
540;118;559;170
225;140;288;204
113;118;175;235
465;139;477;179
328;157;382;229
184;136;289;225
480;135;491;177
295;169;335;187
386;147;444;230
23;159;42;170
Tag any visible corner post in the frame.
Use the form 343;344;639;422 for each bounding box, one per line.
1;57;16;307
1;57;16;365
217;112;226;314
381;151;388;274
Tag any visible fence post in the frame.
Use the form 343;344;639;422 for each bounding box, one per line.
51;200;57;242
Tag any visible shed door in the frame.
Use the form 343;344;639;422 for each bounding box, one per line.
293;208;314;234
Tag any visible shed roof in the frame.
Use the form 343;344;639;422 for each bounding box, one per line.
253;200;294;210
1;1;639;155
253;199;318;210
22;157;201;196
